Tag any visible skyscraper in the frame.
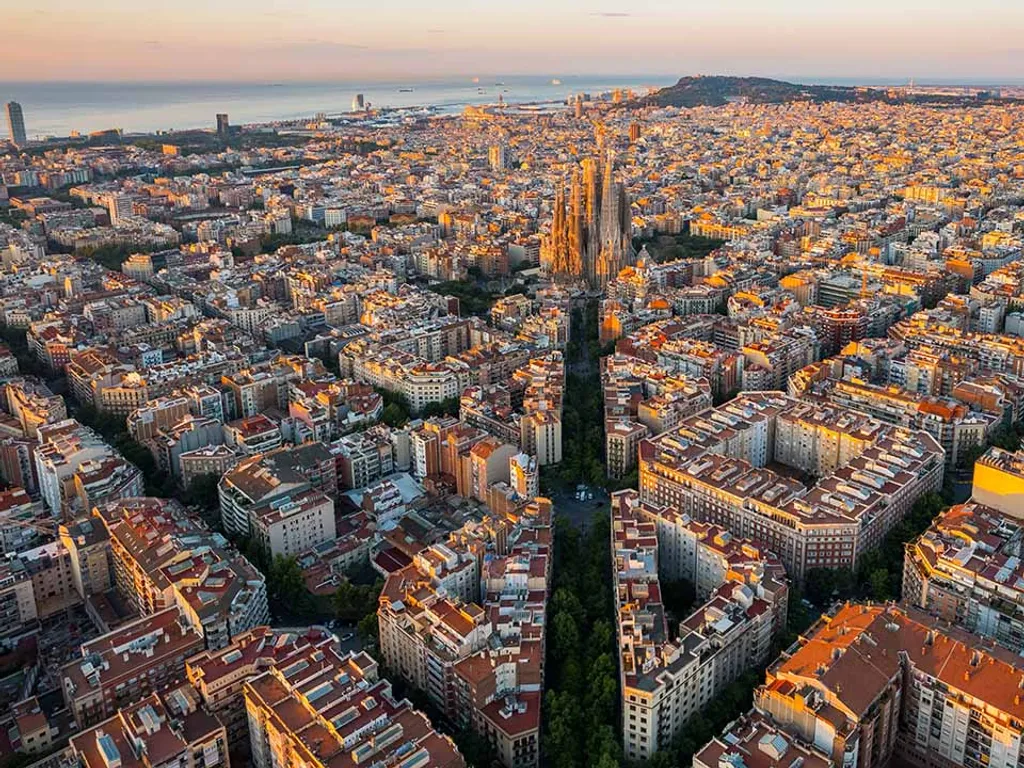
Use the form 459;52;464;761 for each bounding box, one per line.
352;94;365;112
5;102;26;146
216;113;230;139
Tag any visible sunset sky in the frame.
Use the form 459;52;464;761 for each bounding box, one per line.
5;0;1023;82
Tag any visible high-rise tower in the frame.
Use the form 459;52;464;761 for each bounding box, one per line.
5;102;26;146
216;113;230;140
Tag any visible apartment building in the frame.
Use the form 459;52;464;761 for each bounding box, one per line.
0;486;47;555
639;392;945;581
186;625;334;751
244;644;465;768
612;490;788;761
519;410;562;466
757;603;1024;768
970;446;1024;517
693;712;834;768
222;414;282;456
0;557;37;640
904;500;1024;653
378;500;552;767
808;377;994;467
606;419;649;480
331;426;394;490
61;607;205;729
248;488;336;559
97;497;269;650
35;419;118;516
67;687;229;768
218;444;336;537
180;445;239;490
60;516;114;602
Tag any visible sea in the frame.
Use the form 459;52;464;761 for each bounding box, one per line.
0;76;679;139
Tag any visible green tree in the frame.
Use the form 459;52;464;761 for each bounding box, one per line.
357;612;379;649
269;555;306;605
869;568;891;601
381;402;408;428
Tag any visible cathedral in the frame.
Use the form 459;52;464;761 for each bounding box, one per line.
542;152;635;290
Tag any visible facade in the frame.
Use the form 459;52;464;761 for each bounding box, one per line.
378;499;552;767
248;487;336;559
639;392;945;581
612;490;788;761
904;499;1024;653
757;603;1024;768
0;557;37;639
5;101;26;146
970;446;1024;516
186;625;334;752
97;497;269;650
606;419;649;480
218;444;336;537
61;607;205;729
903;447;1024;653
542;152;636;289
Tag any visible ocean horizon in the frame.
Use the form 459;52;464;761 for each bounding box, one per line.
3;74;1020;140
0;76;677;139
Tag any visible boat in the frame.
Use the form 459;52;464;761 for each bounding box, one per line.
398;88;414;92
551;78;562;85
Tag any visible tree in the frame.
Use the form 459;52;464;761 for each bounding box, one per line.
357;613;379;649
269;555;306;604
421;396;460;418
454;727;498;768
333;579;384;622
869;568;891;601
181;473;220;513
381;402;408;428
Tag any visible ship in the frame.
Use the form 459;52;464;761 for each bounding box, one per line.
551;78;562;85
398;88;414;92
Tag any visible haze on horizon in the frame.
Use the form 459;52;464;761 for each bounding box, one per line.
5;0;1023;83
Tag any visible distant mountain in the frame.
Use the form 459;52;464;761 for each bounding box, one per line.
638;75;1005;108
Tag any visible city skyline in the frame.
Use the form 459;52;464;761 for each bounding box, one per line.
4;7;1024;768
5;0;1023;82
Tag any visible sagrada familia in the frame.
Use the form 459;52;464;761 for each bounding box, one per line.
542;152;635;290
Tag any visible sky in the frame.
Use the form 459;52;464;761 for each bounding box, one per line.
5;0;1023;83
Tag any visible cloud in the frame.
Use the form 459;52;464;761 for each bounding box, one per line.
589;12;633;17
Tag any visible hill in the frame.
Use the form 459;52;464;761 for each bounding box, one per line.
638;75;1004;108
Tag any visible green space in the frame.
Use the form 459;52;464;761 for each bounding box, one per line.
376;387;460;426
0;207;28;227
632;230;724;264
426;280;499;317
555;300;605;488
74;243;142;271
543;513;621;768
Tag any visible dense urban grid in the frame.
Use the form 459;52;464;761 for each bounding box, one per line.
0;78;1023;768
